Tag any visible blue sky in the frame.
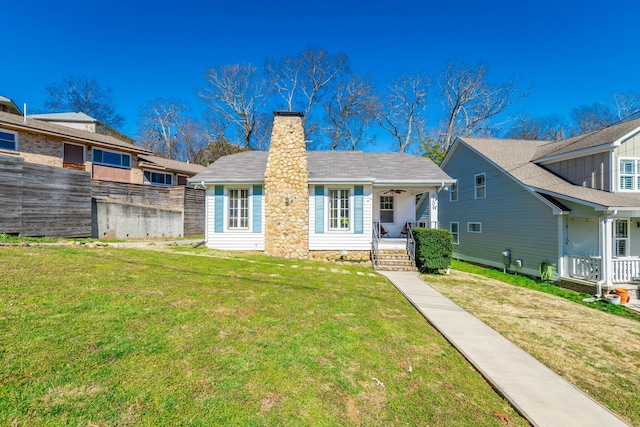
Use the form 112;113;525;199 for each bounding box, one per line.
3;0;639;150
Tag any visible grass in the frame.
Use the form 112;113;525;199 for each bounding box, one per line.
424;262;640;426
451;259;640;321
0;246;527;426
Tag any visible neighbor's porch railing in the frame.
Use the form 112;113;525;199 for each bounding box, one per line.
612;258;640;283
568;255;601;281
568;255;640;284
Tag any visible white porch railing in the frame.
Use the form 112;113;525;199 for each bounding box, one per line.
612;258;640;283
568;256;601;281
568;255;640;284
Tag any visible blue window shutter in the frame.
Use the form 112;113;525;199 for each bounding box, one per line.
354;185;364;234
214;185;224;233
315;185;324;234
253;185;262;233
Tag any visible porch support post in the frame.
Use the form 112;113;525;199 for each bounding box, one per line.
599;215;613;286
428;191;438;229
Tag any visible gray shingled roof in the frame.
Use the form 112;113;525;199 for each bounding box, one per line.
138;154;205;175
0;111;150;154
534;117;640;160
191;150;454;185
458;136;640;209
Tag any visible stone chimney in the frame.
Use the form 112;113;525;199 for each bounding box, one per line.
263;112;309;259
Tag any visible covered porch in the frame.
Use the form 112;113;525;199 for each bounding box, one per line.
564;214;640;295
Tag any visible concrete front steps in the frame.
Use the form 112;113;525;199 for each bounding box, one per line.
375;249;417;272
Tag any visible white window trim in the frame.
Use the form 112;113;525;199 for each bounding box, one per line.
474;173;486;199
227;187;251;231
143;170;174;186
0;128;18;151
467;222;482;233
450;221;460;244
328;188;351;232
618;158;640;192
62;141;86;164
614;218;630;257
449;181;458;202
93;147;131;169
379;195;394;224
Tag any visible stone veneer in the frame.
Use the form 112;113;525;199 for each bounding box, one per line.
263;112;309;259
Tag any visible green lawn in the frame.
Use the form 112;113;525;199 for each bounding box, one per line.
0;246;527;426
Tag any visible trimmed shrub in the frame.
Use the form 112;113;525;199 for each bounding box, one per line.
413;228;453;273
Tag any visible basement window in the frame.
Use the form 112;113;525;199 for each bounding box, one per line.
467;222;482;233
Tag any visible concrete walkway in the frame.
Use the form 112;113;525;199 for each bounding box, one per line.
380;271;630;427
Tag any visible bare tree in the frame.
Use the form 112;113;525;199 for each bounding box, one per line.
42;76;125;129
200;63;270;149
612;91;640;120
325;72;379;150
506;114;568;140
137;98;189;159
266;47;348;142
177;118;210;163
570;102;616;134
379;72;430;153
437;60;526;152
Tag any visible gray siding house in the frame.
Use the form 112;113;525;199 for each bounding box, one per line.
439;117;640;295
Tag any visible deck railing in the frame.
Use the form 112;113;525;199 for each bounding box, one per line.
568;255;640;284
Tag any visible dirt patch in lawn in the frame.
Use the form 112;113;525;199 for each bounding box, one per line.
425;270;640;426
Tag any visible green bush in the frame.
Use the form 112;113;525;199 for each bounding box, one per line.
413;228;453;273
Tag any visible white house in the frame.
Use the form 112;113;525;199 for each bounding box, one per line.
190;112;455;263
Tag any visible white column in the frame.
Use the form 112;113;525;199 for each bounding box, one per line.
429;191;439;229
599;215;613;286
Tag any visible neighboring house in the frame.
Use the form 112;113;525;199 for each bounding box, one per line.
29;111;135;144
0;95;22;115
0;107;205;239
190;112;455;261
0;110;202;186
439;117;640;293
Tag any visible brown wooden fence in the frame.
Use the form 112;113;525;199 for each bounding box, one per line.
0;154;92;237
0;154;204;238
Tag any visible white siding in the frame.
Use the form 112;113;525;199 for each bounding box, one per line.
309;184;372;250
204;185;265;251
372;190;417;237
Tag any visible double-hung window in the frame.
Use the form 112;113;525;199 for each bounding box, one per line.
228;188;249;229
379;196;394;223
144;170;173;186
450;222;459;244
0;129;17;151
614;219;629;257
93;148;131;169
329;189;350;230
474;173;486;199
449;181;458;202
619;159;640;191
